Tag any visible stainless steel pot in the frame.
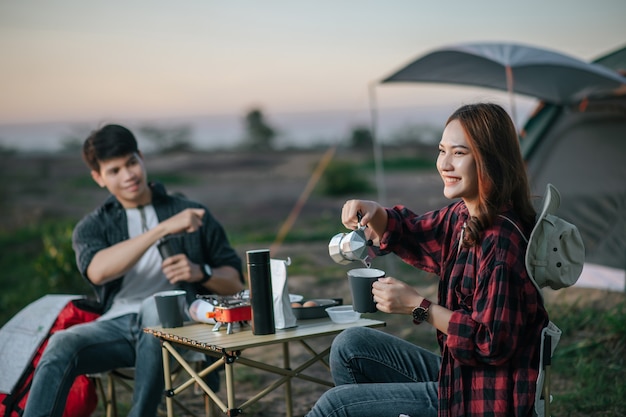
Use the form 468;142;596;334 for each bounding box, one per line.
328;225;375;267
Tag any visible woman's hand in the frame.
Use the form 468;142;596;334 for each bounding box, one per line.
372;277;422;315
341;200;388;242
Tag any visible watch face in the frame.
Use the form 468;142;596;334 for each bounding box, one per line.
203;264;212;277
412;307;428;323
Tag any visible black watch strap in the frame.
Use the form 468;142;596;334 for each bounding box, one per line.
199;264;213;284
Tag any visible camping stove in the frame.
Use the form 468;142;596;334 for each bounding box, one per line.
200;293;252;334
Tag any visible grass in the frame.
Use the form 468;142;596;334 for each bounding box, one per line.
548;298;626;416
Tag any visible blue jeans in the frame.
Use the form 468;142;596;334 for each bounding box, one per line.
306;327;440;417
23;298;164;417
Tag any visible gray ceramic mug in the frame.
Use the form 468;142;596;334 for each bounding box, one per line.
347;268;384;313
154;290;187;328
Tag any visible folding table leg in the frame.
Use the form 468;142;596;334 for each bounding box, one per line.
161;344;174;417
224;356;237;415
283;342;293;417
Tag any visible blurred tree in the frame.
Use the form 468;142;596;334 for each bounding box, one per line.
390;123;442;146
139;124;193;153
349;126;374;149
243;108;276;150
0;142;16;155
60;126;90;153
60;137;83;153
320;160;373;196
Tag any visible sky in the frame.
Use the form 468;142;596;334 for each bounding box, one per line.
1;1;625;150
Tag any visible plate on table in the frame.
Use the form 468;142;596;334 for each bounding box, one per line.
291;298;342;320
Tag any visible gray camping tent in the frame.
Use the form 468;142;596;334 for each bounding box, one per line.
520;45;626;291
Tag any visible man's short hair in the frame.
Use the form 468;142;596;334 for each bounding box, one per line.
82;124;139;172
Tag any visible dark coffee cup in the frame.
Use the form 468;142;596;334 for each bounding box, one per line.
347;268;385;313
154;290;187;328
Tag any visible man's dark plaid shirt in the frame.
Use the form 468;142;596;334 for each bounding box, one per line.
72;182;243;313
380;201;548;417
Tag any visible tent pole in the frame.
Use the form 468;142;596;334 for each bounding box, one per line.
505;66;518;127
368;82;387;206
369;82;396;274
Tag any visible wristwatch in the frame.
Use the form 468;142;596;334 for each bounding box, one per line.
199;264;213;284
412;298;432;325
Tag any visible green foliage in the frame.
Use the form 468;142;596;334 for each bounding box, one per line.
243;108;276;150
0;222;91;327
549;298;626;416
349;126;374;149
320;160;373;197
34;223;89;294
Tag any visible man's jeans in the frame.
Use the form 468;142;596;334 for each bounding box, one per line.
23;298;164;417
306;327;440;417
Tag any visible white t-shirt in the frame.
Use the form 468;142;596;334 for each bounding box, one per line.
98;204;176;321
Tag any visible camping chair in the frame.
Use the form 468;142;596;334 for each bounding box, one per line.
534;321;561;417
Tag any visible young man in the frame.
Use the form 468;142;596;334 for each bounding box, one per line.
23;124;244;417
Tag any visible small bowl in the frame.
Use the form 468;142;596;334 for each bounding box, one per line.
325;305;361;324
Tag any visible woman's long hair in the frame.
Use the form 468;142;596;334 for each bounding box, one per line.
446;103;536;246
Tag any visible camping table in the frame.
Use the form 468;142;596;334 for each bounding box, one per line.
145;318;386;417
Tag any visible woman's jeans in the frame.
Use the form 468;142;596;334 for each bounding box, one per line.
306;327;440;417
23;299;164;417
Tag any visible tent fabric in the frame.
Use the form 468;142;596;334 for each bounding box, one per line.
381;42;626;104
0;294;80;394
522;98;626;274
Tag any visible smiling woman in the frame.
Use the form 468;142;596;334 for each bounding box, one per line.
307;103;547;417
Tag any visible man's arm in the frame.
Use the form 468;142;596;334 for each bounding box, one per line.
87;208;205;285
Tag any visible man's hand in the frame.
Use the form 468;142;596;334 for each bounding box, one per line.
161;254;203;284
161;208;205;236
161;254;245;295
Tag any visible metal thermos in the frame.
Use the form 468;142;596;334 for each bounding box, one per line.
157;236;177;259
246;249;275;335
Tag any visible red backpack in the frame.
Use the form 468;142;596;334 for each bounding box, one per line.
0;299;100;417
